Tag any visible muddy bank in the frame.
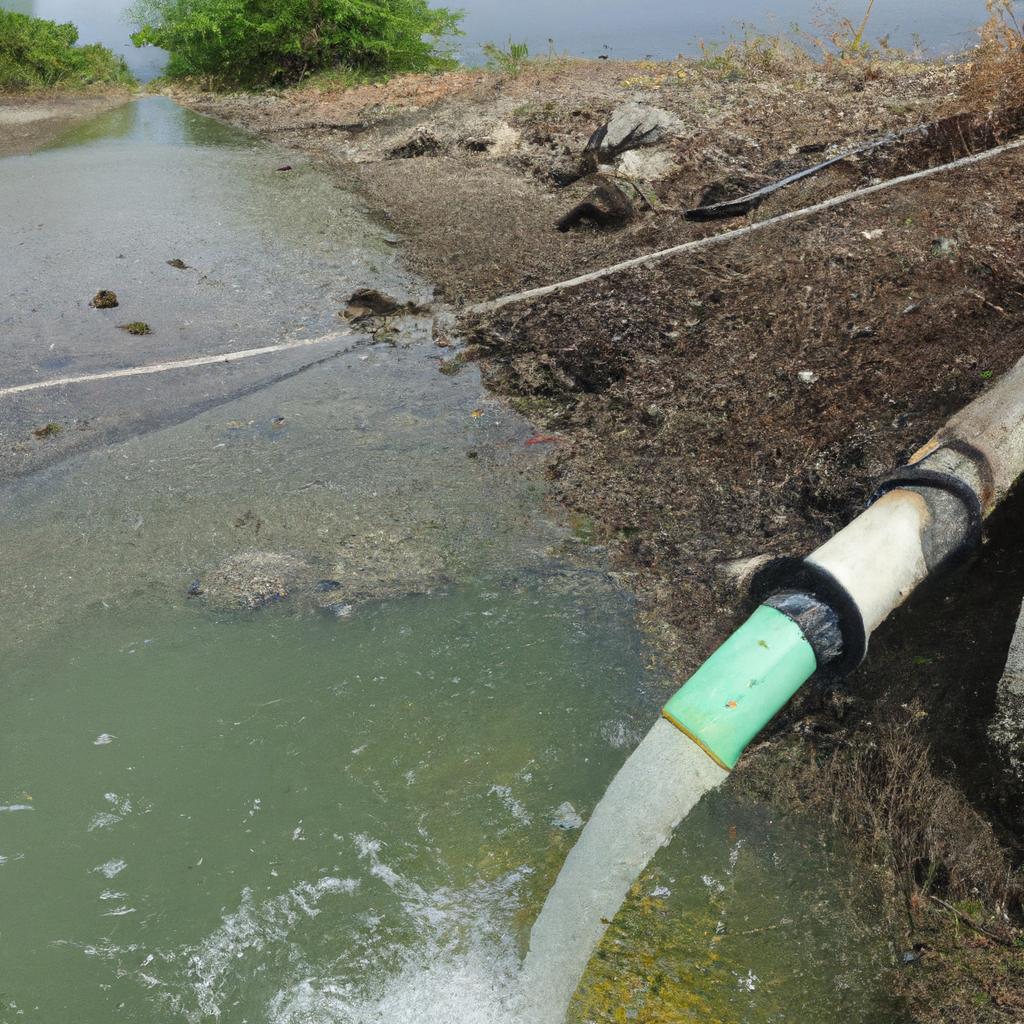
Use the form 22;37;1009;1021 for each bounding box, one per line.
176;53;1024;1018
0;90;133;157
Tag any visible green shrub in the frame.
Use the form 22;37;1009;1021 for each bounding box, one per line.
128;0;462;88
0;10;135;91
482;38;529;77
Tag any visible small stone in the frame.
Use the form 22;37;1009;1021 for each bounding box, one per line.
797;370;818;384
551;801;584;830
314;579;343;593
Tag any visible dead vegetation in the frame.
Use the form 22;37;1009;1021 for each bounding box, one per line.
964;1;1024;111
739;712;1024;1024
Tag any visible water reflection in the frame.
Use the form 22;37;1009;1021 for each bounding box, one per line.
42;95;252;150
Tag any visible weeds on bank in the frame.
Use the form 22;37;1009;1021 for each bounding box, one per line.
963;0;1024;108
740;713;1023;1021
482;39;530;78
802;716;1018;926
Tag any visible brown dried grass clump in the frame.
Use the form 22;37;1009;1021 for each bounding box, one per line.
794;713;1020;926
964;1;1024;110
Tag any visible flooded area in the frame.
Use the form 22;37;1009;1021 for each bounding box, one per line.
0;96;903;1022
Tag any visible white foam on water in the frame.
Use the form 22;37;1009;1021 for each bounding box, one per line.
268;843;531;1024
269;945;523;1024
94;858;127;879
132;726;725;1024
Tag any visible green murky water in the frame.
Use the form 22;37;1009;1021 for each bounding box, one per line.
1;97;901;1023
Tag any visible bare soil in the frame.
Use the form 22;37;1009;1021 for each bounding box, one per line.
0;90;133;157
176;53;1024;1020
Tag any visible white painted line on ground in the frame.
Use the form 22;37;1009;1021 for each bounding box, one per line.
0;330;354;398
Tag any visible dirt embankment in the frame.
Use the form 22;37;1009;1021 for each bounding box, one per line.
178;52;1024;1019
0;89;133;157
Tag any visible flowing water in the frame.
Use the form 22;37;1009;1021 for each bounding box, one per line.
0;96;904;1022
520;720;728;1023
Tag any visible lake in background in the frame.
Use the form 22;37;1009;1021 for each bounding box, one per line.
0;0;1010;80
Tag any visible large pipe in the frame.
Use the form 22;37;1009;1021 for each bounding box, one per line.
663;354;1024;771
521;360;1024;1024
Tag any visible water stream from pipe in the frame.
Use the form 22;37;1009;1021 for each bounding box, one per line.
519;719;728;1023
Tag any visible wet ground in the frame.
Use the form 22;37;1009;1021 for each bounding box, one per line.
0;97;900;1022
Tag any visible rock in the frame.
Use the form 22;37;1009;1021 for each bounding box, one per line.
991;599;1024;787
616;148;676;182
581;102;683;175
342;288;429;321
551;801;584;830
314;579;343;592
89;290;118;309
601;102;681;153
387;128;442;159
323;602;354;619
192;551;305;610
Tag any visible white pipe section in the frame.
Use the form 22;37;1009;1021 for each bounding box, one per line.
807;489;931;634
802;350;1024;651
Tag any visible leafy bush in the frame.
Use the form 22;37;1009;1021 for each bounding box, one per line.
128;0;462;88
0;10;135;91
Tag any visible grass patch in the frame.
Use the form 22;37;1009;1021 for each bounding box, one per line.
482;39;530;78
118;321;152;336
0;11;135;91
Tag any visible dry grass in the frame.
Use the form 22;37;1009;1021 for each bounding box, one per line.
794;715;1019;925
964;1;1024;109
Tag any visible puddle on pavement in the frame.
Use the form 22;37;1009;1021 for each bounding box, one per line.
1;98;899;1022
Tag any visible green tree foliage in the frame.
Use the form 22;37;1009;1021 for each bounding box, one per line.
128;0;463;87
0;11;135;91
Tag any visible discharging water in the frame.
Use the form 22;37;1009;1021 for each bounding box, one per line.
0;95;902;1023
520;719;728;1023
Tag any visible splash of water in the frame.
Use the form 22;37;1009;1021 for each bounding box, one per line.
518;717;729;1023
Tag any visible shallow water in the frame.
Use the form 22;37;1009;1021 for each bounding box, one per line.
0;90;900;1024
1;0;1001;79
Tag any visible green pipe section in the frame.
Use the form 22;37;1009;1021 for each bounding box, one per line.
662;605;818;770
